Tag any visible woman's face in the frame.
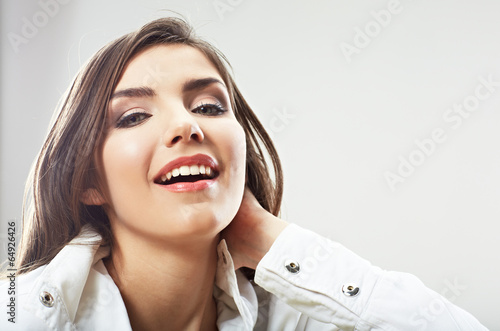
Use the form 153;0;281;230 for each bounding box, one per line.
98;44;246;242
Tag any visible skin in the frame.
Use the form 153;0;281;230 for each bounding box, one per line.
86;44;288;330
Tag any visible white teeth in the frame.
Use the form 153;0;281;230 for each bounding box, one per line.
190;165;199;175
180;165;190;176
159;165;214;183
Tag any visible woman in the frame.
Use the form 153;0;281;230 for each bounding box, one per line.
0;17;487;330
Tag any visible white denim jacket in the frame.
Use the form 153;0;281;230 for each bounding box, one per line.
0;224;487;330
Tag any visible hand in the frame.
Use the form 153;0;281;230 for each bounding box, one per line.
221;188;288;270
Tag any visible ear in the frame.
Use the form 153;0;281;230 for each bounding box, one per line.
80;188;106;206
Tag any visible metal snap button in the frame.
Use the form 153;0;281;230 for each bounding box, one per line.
39;291;54;307
285;260;300;274
342;283;360;297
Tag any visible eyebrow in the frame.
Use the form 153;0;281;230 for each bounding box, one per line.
110;77;226;101
110;86;156;100
182;77;226;93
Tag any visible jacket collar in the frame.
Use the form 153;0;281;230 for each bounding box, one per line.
214;239;258;330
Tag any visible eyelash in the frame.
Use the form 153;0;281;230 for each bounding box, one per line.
191;102;227;116
115;102;227;129
116;112;152;128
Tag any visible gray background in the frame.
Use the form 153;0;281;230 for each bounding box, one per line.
1;0;499;328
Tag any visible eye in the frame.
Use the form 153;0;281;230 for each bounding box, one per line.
116;112;152;128
191;103;227;116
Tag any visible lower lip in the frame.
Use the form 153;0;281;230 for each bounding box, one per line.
157;178;217;192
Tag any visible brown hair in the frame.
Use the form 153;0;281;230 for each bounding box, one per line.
16;17;283;274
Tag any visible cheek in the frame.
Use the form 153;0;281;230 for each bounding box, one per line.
204;122;246;228
221;122;247;180
219;121;247;204
100;131;154;205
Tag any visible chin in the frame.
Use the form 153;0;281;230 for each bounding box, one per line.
174;205;229;235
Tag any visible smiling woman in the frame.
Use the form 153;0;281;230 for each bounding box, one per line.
0;17;488;331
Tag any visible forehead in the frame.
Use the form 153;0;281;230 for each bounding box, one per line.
115;44;222;91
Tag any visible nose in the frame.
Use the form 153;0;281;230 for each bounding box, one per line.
162;110;204;148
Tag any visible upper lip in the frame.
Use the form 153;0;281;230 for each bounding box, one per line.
154;153;219;183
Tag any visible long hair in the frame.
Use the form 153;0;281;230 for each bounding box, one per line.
16;17;283;275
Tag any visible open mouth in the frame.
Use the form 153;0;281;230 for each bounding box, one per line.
155;164;218;185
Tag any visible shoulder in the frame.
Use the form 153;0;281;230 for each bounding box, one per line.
0;226;108;330
0;266;47;298
0;266;49;329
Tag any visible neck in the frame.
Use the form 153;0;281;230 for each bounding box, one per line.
104;228;219;331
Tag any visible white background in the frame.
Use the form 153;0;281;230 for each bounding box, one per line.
1;0;499;328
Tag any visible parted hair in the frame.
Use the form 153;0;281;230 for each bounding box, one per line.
16;17;283;274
